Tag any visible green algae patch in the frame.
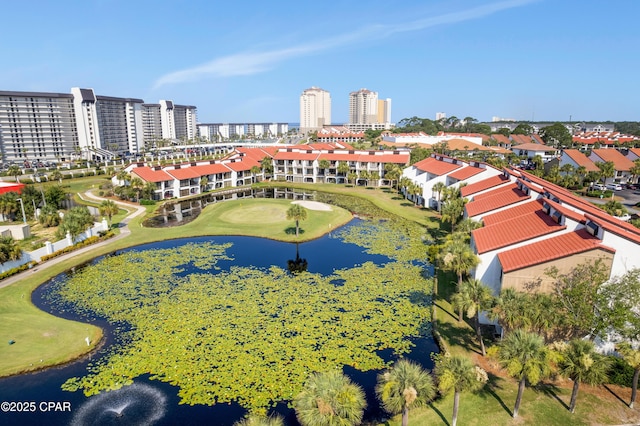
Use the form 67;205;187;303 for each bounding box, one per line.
48;241;432;411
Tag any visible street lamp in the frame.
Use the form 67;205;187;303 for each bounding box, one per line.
16;197;26;224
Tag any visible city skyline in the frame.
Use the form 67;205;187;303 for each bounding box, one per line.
2;0;639;123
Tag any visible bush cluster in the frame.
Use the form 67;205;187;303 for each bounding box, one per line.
39;232;115;262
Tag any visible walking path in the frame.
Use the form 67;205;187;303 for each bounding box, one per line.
0;192;146;289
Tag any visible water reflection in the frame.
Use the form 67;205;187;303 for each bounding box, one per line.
287;243;308;274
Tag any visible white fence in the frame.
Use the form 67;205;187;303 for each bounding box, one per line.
1;218;109;273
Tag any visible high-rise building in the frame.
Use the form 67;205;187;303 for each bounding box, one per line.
0;90;79;164
72;87;144;156
300;87;331;133
349;88;379;125
377;98;392;124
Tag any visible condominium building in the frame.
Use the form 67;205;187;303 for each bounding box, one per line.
141;103;163;146
349;88;378;125
173;104;198;141
198;123;289;141
0;90;79;164
71;88;144;157
300;87;331;133
346;89;393;132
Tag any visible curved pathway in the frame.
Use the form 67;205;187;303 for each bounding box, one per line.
0;192;146;288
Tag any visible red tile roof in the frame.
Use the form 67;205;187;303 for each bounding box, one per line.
511;142;559;152
131;167;175;183
461;174;510;197
584;214;640;245
541;197;586;224
628;148;640;159
448;166;485;181
165;167;202;180
317;153;361;162
562;149;600;172
473;210;565;254
498;229;615;273
235;147;272;161
413;157;462;175
223;158;260;172
590;149;636;171
490;134;512;145
273;151;320;161
465;184;529;217
482;199;544;226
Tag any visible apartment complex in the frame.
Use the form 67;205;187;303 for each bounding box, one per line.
125;143;409;200
0;88;197;164
300;87;331;133
0;90;79;164
402;153;640;303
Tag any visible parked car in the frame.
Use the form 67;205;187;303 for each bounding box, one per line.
606;183;623;191
592;184;606;191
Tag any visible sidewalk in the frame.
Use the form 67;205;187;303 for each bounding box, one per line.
0;192;146;289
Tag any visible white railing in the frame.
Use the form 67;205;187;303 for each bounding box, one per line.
1;219;109;273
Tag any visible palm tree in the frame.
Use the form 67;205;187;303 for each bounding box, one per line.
559;339;610;413
384;165;400;188
617;343;640;408
294;370;366;426
452;278;494;355
49;170;64;184
441;198;465;231
435;354;488;426
596;161;615;186
7;165;21;182
199;176;209;193
376;359;435;426
438;240;480;291
337;161;350;178
488;288;527;338
0;236;22;267
498;329;552;418
260;156;273;177
99;199;119;226
116;169;129;185
130;177;144;201
432;181;446;209
286;204;307;237
233;414;284;426
318;159;331;177
250;165;261;183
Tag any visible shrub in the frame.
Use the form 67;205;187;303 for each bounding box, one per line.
606;355;634;387
140;199;156;205
63;174;72;180
20;178;34;184
0;261;38;281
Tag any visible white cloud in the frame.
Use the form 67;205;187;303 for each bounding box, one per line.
152;0;537;89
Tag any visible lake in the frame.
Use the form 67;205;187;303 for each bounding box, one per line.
0;222;437;425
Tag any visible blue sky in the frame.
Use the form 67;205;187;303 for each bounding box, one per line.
3;0;639;124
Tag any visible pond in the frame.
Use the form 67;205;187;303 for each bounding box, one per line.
0;221;438;425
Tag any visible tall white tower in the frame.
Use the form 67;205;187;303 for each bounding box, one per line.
349;89;379;124
300;87;331;134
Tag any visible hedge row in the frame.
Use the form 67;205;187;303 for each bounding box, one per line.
39;231;115;262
